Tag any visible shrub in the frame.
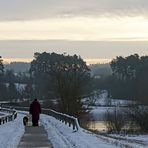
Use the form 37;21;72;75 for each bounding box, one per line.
105;108;126;133
128;106;148;132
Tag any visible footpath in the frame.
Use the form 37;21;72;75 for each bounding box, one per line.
18;116;52;148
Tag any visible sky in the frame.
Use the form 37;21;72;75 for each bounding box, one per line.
0;0;148;64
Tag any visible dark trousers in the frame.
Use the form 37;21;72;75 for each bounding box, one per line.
32;119;39;126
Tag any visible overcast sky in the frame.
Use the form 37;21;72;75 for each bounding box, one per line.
1;0;148;20
0;0;148;63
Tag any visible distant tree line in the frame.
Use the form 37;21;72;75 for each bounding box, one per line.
4;62;30;73
89;63;112;79
0;56;6;100
0;56;31;101
94;54;148;104
0;56;18;100
2;52;147;115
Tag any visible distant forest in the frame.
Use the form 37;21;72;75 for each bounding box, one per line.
4;61;112;77
90;63;112;78
100;54;148;104
0;53;148;115
4;62;30;73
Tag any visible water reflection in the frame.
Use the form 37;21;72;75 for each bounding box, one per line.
87;121;107;131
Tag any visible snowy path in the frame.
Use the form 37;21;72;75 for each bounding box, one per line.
0;111;147;148
41;114;116;148
18;126;52;148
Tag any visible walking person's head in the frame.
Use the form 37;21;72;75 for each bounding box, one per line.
34;99;37;102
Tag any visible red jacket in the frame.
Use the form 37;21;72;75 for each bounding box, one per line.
29;100;41;120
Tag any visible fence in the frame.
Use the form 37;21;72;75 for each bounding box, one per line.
1;104;80;131
42;108;80;131
0;106;17;125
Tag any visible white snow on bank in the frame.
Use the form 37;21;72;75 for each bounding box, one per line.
89;90;135;107
125;135;148;143
0;113;25;148
88;90;135;121
41;114;116;148
110;134;148;147
5;83;26;93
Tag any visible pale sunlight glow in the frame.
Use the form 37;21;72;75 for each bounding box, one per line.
3;58;32;63
3;58;111;64
85;58;111;64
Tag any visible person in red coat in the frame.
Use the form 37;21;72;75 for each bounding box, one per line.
29;99;41;126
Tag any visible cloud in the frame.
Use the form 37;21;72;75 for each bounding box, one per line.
0;0;148;21
0;16;148;41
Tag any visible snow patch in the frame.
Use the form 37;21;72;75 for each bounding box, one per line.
0;113;25;148
41;114;115;148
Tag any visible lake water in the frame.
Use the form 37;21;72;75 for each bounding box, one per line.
84;106;108;131
85;106;133;132
87;121;107;131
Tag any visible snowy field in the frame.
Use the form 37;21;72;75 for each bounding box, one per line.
92;90;135;107
0;114;25;148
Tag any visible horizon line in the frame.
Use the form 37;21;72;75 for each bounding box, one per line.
1;39;148;42
3;58;111;65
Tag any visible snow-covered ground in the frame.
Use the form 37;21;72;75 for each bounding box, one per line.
110;134;148;144
107;134;148;148
92;90;135;107
41;114;116;148
0;113;25;148
41;114;148;148
0;112;5;117
5;83;26;93
0;109;147;148
0;111;12;117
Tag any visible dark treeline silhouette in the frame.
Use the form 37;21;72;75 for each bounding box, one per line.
5;62;30;73
0;57;31;101
0;56;7;100
1;52;148;116
95;54;148;104
4;70;30;84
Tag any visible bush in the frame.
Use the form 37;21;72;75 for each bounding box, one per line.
128;106;148;132
105;108;126;133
